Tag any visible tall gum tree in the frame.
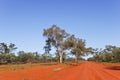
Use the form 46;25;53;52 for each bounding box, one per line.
43;25;69;63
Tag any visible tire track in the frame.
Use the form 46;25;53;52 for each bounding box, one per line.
89;62;120;80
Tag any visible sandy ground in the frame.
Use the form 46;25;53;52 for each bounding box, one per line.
0;62;120;80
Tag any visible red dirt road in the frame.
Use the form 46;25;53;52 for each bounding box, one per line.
1;62;120;80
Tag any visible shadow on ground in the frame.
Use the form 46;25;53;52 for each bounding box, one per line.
106;66;120;70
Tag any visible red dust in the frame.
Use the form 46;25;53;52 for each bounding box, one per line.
0;62;120;80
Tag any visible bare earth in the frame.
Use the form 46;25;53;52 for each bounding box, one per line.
1;62;120;80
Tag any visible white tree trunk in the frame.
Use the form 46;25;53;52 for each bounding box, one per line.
75;55;78;62
59;55;63;63
59;51;63;63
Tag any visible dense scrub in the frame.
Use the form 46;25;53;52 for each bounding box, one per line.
88;45;120;63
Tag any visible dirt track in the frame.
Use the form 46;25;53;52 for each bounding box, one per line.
1;62;120;80
45;62;120;80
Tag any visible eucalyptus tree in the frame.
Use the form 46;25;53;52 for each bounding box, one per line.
0;42;17;63
112;48;120;62
0;43;8;53
0;43;17;54
44;38;51;54
71;38;86;62
43;25;69;63
63;35;86;62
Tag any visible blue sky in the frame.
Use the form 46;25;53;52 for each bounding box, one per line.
0;0;120;55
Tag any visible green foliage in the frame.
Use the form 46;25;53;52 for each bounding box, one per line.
65;35;86;62
88;45;120;63
17;51;36;63
43;25;90;63
2;25;120;64
0;43;17;54
112;48;120;62
0;53;16;63
43;25;69;63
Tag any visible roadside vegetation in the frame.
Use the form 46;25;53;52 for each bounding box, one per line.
0;25;120;64
88;45;120;63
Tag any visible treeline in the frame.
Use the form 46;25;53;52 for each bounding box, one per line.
88;45;120;63
0;25;90;64
1;25;120;64
0;43;85;64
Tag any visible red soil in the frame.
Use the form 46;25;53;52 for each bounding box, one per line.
1;62;120;80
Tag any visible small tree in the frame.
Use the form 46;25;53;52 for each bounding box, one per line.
71;38;86;62
0;43;17;54
17;51;35;63
112;48;120;62
63;35;86;62
0;42;17;63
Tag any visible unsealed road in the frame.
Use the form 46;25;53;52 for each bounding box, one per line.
46;62;120;80
1;62;120;80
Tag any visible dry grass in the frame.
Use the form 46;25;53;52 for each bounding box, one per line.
0;62;58;73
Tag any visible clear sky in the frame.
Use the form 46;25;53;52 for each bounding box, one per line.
0;0;120;55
